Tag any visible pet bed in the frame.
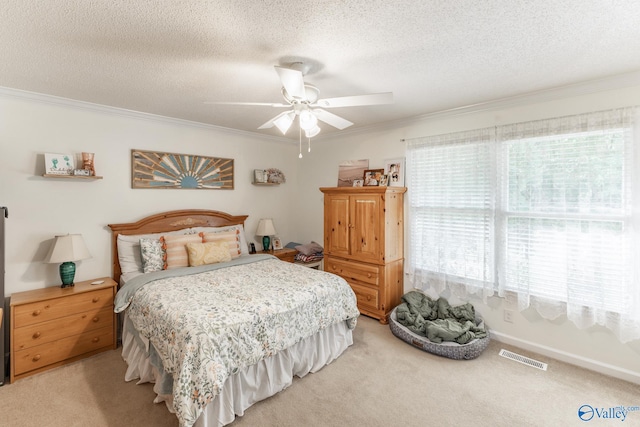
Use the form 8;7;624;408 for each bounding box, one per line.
389;307;490;360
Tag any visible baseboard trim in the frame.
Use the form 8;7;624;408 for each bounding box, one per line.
490;331;640;386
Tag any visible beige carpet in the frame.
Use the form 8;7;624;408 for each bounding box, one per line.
1;316;638;427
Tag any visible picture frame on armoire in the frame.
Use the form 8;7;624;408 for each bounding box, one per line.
384;158;405;187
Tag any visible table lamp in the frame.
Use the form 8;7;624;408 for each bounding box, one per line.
256;219;277;252
44;234;92;288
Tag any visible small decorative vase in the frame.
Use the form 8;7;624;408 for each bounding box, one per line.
82;152;95;176
59;261;76;288
262;236;271;252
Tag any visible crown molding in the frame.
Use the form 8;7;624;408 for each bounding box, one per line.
315;70;640;143
3;69;640;145
0;86;291;144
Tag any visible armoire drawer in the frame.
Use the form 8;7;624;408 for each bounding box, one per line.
325;256;380;286
348;281;379;312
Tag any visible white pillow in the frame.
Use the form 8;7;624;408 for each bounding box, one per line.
116;229;195;274
188;224;249;255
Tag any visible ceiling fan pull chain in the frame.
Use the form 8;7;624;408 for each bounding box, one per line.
308;137;311;153
299;125;303;158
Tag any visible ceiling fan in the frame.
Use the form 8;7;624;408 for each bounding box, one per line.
208;62;393;143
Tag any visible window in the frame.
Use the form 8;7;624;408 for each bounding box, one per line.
407;128;495;296
407;107;640;343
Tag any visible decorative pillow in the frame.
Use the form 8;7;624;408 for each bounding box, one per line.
160;234;203;269
189;224;250;255
186;241;232;267
116;229;193;274
295;241;324;256
200;230;241;259
140;238;165;273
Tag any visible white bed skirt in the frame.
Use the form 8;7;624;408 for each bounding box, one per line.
121;314;354;427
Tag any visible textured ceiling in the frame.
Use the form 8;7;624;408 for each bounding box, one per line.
2;1;640;140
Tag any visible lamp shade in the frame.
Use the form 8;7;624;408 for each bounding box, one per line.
45;234;92;264
255;219;277;236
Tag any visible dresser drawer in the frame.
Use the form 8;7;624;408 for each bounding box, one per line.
325;256;380;286
13;288;114;328
13;306;113;351
13;326;114;376
349;282;379;312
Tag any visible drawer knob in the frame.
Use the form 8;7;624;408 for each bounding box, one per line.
32;331;41;339
32;310;41;317
92;297;100;303
32;354;41;362
92;337;100;343
367;273;372;278
366;295;372;301
92;316;99;323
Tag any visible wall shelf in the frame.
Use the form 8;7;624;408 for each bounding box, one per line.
252;182;279;186
43;174;103;180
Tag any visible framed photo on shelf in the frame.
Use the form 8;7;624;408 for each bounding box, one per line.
384;158;405;187
44;153;75;175
379;174;389;186
352;179;364;187
363;169;384;186
253;169;267;183
272;237;283;250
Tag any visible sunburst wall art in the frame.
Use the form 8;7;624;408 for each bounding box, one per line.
131;150;234;190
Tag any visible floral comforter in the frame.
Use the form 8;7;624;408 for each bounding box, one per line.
115;255;359;427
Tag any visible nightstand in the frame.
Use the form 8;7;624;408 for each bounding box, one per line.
264;247;297;263
10;277;117;382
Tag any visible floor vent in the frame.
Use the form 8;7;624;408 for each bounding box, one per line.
499;349;548;371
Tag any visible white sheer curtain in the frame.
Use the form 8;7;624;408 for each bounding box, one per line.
407;107;640;343
406;127;496;300
496;107;640;343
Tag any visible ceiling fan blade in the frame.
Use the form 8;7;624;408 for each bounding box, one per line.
314;92;393;108
275;66;306;100
313;109;354;130
204;101;289;107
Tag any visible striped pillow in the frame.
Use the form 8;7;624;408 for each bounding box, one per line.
186;241;231;267
160;234;203;269
200;229;241;259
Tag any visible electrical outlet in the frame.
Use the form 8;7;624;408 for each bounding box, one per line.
503;309;514;323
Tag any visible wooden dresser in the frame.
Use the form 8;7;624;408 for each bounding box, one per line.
10;277;117;382
265;247;297;263
320;186;406;324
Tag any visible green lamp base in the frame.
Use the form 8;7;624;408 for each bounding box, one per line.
262;235;271;252
59;261;76;288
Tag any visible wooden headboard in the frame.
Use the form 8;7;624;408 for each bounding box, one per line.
108;209;248;284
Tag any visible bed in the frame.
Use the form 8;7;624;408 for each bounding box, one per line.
108;210;359;427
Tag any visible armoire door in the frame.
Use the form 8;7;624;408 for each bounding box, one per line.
324;194;350;257
349;195;381;262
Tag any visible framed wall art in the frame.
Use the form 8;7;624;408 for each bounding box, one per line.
384;157;405;187
44;153;75;175
131;149;234;189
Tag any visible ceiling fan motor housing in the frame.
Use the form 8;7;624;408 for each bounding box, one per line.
282;84;320;104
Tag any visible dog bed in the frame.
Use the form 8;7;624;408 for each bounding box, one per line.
389;307;490;360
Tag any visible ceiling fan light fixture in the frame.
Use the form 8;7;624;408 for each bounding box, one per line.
305;125;320;138
273;112;294;134
299;110;317;131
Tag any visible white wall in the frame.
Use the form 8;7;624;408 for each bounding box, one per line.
295;83;640;384
0;91;300;295
3;82;639;384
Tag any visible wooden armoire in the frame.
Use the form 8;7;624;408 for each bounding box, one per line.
320;186;406;324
